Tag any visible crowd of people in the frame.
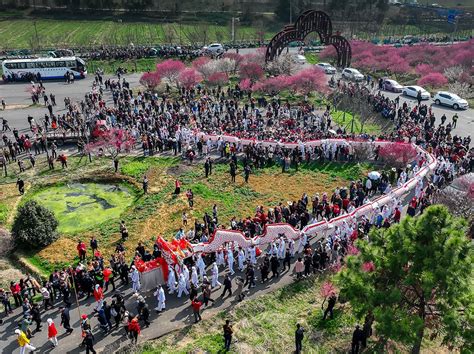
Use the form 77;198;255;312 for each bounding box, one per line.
1;65;472;353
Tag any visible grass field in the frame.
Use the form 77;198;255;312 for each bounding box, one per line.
0;19;263;50
0;154;371;275
138;276;358;354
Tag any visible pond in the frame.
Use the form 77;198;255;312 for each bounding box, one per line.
31;183;134;234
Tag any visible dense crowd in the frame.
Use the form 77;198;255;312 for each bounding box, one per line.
1;69;472;353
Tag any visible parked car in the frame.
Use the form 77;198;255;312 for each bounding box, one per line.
433;91;469;110
203;43;224;54
382;78;404;92
317;62;336;74
402;85;431;100
292;54;307;64
342;68;364;81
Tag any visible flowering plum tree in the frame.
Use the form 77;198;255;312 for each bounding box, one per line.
239;62;264;82
139;72;161;91
156;59;185;87
289;67;328;95
85;128;136;159
378;142;417;168
178;68;202;89
207;72;228;87
417;72;448;87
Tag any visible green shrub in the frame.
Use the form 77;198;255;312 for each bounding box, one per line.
12;200;59;247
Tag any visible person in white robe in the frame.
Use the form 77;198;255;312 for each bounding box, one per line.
191;266;199;288
154;285;166;312
130;266;141;292
167;268;177;294
227;247;235;275
196;254;206;280
238;248;245;271
297;232;307;253
177;273;189;298
211;262;222;288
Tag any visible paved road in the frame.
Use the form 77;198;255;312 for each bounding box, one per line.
0;244;303;353
1;70;472;138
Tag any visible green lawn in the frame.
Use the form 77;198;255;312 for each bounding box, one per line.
0;19;263;49
28;182;135;234
331;110;382;135
140;276;358;353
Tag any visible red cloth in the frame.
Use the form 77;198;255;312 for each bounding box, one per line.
191;299;202;311
77;242;86;255
48;323;58;338
10;283;20;294
103;268;112;282
128;319;141;334
93;287;103;301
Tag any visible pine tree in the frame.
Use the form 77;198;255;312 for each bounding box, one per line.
337;205;473;353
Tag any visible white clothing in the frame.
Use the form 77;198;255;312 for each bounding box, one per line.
191;267;199;288
211;263;221;288
154;287;166;311
177;274;189;298
167;270;177;294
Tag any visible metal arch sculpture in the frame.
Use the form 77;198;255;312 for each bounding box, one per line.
265;10;352;68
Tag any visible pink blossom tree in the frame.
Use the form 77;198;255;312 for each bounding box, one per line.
378;142;417;168
320;281;337;310
222;52;244;73
85;128;136;159
192;56;211;71
289;67;328;96
239;78;252;91
253;75;291;94
139;72;161;91
239;62;264;82
178;68;202;89
155;59;185;88
206;72;228;87
417;72;448;87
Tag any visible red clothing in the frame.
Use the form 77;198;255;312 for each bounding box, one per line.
10;283;20;295
48;323;58;338
128;319;141;334
175;180;181;188
77;242;86;255
93;287;103;301
103;268;112;282
191;299;202;311
394;209;401;222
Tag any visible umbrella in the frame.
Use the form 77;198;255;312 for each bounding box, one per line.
368;171;381;180
328;129;337;135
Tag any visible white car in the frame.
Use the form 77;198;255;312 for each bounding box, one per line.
342;68;364;81
292;54;307;65
317;62;336;74
433;91;469;110
203;43;224;54
402;85;431;100
382;78;404;93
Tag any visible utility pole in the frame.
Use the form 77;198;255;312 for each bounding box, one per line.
231;17;239;45
289;0;293;23
34;21;40;50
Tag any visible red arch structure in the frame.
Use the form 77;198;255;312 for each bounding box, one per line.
265;10;352;68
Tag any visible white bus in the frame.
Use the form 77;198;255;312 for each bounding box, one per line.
1;56;87;81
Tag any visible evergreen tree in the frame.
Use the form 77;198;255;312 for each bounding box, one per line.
337;205;473;353
12;200;59;248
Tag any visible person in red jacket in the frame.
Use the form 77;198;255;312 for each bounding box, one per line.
174;179;181;195
77;240;86;262
393;207;401;223
10;281;22;308
47;318;58;347
103;266;115;292
93;284;104;308
128;317;141;344
191;297;202;323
